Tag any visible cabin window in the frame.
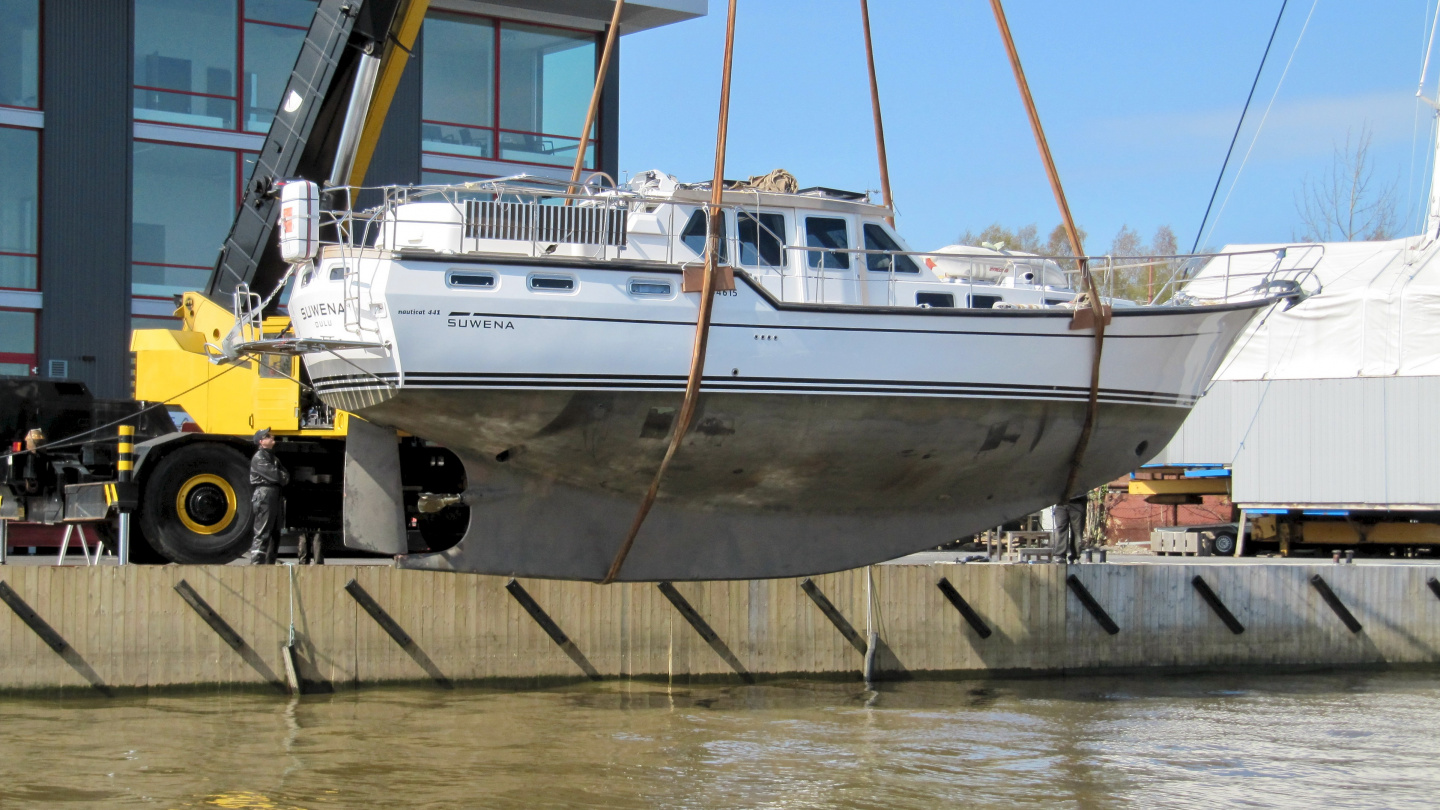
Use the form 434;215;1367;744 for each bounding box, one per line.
628;279;673;297
329;265;346;281
528;274;575;292
971;294;1002;309
680;209;729;263
1044;298;1071;306
738;212;787;268
916;292;954;308
863;224;919;273
805;217;850;269
448;271;496;289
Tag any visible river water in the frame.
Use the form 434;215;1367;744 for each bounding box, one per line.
1;671;1436;809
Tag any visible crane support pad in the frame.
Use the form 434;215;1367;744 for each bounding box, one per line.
341;417;406;555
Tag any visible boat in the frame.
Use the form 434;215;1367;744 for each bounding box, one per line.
270;170;1303;581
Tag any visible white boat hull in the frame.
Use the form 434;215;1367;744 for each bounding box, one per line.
290;254;1266;580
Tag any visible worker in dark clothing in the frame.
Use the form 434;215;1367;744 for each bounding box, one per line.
297;531;324;566
1051;494;1088;563
248;427;289;565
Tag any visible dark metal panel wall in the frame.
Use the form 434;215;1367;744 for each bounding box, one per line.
362;28;422;191
39;0;133;399
599;30;620;181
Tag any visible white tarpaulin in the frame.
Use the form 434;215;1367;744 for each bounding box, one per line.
1183;236;1440;381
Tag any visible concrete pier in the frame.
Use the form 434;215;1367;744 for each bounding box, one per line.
1;562;1438;694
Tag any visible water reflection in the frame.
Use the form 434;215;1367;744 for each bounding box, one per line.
0;672;1435;808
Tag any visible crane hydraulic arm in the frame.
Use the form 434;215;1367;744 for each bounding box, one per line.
207;0;428;307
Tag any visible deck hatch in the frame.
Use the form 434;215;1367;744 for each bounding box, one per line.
464;199;628;247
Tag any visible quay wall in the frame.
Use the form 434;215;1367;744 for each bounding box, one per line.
1;562;1438;693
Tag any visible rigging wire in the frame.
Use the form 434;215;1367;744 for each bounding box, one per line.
1410;0;1440;232
1190;0;1290;254
1198;0;1320;251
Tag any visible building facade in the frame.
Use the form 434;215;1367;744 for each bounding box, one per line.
0;0;703;398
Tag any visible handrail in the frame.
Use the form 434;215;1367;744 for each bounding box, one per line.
304;183;1323;309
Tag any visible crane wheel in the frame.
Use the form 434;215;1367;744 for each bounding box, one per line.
139;443;254;564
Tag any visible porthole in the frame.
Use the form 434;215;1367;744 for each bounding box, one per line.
329;265;346;281
447;271;497;289
529;274;576;292
628;278;673;297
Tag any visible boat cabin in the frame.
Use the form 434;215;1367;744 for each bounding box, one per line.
359;171;1082;310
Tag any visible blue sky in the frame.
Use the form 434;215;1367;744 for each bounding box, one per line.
619;1;1439;253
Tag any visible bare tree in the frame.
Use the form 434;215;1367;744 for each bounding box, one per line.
1295;125;1399;242
958;223;1043;254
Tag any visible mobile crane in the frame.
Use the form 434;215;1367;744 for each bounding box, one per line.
0;0;468;564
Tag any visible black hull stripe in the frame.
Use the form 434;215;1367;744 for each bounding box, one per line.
312;378;1195;407
311;371;1195;402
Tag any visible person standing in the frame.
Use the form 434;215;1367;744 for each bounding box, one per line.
248;428;289;565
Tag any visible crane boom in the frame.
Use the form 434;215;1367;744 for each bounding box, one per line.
207;0;428;306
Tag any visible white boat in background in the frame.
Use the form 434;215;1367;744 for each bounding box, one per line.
273;171;1305;581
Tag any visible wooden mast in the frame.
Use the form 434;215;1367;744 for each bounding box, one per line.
859;0;894;226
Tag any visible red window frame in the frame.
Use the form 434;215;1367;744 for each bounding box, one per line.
0;306;40;375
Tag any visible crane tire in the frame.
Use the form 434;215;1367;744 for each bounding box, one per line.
139;442;254;564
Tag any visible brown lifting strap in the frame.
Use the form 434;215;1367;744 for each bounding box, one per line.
987;0;1107;502
603;0;740;584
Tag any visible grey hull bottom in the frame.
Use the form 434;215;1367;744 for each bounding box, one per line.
333;388;1186;581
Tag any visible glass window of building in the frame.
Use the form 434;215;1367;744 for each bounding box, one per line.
0;127;38;290
244;2;314;132
423;13;496;159
0;309;36;375
423;13;597;169
134;0;314;132
0;0;40;108
132;142;238;297
134;0;238;129
498;23;595;166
